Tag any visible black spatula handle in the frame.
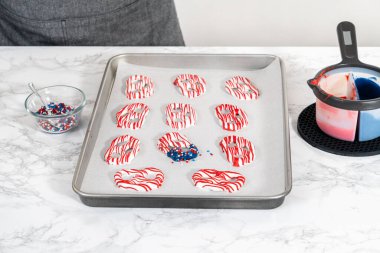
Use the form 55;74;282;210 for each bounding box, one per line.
337;21;360;64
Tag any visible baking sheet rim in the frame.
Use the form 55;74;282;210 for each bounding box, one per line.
72;52;292;204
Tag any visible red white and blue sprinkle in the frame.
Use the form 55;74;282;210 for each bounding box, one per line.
36;102;77;133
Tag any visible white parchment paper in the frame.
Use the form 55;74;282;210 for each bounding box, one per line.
81;56;287;197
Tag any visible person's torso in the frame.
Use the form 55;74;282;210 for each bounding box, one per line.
0;0;137;20
0;0;185;46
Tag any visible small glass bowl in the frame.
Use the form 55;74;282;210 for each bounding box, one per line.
25;85;86;134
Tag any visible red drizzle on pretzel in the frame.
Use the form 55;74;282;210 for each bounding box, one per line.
165;103;197;130
116;103;150;129
192;169;246;193
219;135;255;167
225;76;259;100
104;135;140;165
125;75;154;100
114;167;164;192
157;132;192;154
173;74;206;98
215;104;248;131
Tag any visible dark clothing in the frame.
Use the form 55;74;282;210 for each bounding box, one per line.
0;0;185;46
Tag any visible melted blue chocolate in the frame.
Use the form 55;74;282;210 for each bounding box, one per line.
355;77;380;100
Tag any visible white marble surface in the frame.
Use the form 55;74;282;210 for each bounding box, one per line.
1;47;380;253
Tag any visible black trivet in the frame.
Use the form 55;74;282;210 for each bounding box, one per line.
297;103;380;156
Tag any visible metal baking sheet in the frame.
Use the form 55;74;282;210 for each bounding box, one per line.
72;53;292;209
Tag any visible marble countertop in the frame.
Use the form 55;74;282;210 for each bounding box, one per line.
1;47;380;253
